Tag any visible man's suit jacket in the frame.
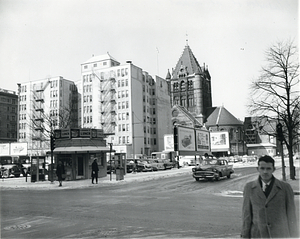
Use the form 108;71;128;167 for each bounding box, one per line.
241;177;298;238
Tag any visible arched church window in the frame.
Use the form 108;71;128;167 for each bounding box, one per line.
188;95;194;106
180;81;185;91
173;82;179;91
181;96;186;107
188;80;193;90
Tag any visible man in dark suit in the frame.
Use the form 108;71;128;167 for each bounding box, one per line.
91;158;99;184
241;155;298;238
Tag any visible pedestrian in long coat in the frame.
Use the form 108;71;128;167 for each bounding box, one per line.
91;159;99;184
56;161;65;187
241;156;298;238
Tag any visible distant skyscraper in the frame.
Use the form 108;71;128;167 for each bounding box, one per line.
81;54;172;157
166;44;212;124
18;76;78;157
0;88;18;143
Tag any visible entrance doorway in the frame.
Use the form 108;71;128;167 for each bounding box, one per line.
77;157;84;176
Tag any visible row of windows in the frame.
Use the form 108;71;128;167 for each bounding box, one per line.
173;80;193;91
143;96;156;105
143;106;156;115
20;114;26;120
20;104;27;111
117;136;156;145
173;95;194;107
83;85;92;93
118;90;129;98
118;124;129;132
119;136;130;144
118;101;129;109
50;90;58;97
19;123;26;130
84;105;93;113
118;112;129;121
50;100;58;108
117;79;129;87
144;126;156;134
6;115;16;121
20;85;27;93
145;137;156;145
4;106;16;113
50;109;58;117
19;132;26;139
1;97;17;104
83;116;93;124
83;74;93;83
20;95;27;102
83;95;93;103
142;85;155;95
144;117;156;124
83;67;129;81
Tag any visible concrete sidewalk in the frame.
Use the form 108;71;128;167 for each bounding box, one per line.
1;162;299;195
0;167;193;191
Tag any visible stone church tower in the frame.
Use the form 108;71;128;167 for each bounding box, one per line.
166;44;212;125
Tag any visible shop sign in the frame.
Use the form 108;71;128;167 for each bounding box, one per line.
0;143;10;156
10;143;28;156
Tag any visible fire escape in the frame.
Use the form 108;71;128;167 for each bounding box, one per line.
32;80;50;142
100;77;116;134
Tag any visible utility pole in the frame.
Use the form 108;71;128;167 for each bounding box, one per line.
108;143;112;181
277;123;286;181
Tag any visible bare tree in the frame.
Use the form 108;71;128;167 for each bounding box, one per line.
249;40;299;179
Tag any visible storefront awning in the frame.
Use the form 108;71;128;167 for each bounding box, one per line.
53;146;111;154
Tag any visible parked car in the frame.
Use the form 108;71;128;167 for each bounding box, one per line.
192;158;234;181
136;161;153;172
0;164;22;178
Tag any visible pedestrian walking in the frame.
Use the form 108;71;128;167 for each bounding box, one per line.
56;161;65;187
241;155;298;238
91;158;99;184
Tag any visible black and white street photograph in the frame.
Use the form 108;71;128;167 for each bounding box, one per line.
0;0;299;238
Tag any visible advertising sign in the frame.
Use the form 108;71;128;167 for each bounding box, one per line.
164;134;174;151
0;143;10;156
195;129;210;151
10;143;28;156
177;127;195;151
210;131;230;151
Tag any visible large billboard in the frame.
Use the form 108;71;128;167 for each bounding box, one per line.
10;143;28;156
177;126;196;151
210;131;230;152
195;129;210;152
0;143;28;156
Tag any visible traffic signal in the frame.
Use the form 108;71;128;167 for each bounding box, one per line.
276;123;284;142
50;135;56;151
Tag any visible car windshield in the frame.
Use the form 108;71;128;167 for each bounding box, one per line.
202;160;218;165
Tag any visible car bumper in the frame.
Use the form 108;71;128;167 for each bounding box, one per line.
193;173;217;179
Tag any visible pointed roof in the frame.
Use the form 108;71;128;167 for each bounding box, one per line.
205;106;243;127
82;53;119;65
172;105;202;126
172;45;202;78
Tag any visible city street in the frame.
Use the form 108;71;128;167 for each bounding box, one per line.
1;167;299;239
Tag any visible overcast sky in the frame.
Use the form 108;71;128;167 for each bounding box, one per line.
0;0;298;120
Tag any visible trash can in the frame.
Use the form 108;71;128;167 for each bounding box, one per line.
116;168;124;181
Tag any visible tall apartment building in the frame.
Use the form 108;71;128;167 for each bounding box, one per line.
81;53;172;158
0;88;18;143
18;76;78;158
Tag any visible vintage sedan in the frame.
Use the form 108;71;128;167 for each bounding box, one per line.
192;158;234;181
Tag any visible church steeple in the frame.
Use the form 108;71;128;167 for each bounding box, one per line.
172;45;202;79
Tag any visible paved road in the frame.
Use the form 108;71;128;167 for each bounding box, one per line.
1;167;299;239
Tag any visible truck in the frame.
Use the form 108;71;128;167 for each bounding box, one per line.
192;157;234;181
